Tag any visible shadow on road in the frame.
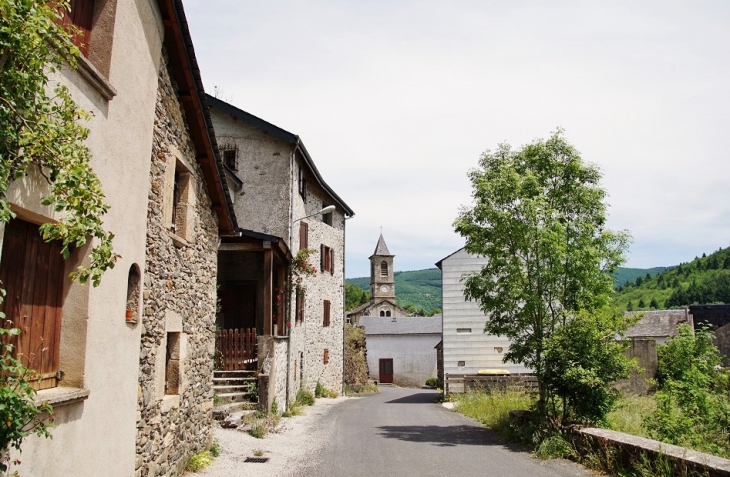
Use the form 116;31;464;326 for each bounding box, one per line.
376;424;527;451
385;392;437;404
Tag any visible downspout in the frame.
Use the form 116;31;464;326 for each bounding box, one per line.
285;140;299;411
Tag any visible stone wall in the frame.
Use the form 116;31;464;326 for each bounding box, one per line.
136;52;218;477
273;337;289;411
615;339;657;395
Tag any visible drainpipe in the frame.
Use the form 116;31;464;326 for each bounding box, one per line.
285;141;299;411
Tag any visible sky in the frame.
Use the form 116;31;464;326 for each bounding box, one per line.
185;1;730;278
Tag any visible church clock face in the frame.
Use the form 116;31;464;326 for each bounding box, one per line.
380;285;389;293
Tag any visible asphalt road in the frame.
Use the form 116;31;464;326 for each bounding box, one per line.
304;386;591;477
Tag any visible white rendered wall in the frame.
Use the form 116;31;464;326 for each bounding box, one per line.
366;334;440;387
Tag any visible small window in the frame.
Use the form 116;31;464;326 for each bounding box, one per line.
298;165;307;202
299;222;308;251
320;244;334;274
296;293;305;324
457;361;465;367
385;310;391;317
323;300;331;327
126;263;141;323
379;310;385;317
456;328;472;333
380;261;388;277
223;149;237;170
164;159;195;243
323;348;329;365
322;207;333;226
165;332;181;395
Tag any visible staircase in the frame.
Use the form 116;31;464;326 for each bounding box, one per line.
213;370;257;404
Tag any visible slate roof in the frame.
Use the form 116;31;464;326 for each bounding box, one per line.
371;234;392;257
625;310;687;339
361;315;442;335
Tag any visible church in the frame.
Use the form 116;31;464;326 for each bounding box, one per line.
347;234;412;325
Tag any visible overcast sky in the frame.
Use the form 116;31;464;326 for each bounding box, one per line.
185;1;730;278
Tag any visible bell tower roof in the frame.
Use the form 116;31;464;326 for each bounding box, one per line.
370;234;393;258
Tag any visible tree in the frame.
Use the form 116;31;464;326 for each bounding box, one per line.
345;283;369;311
0;0;119;286
650;298;659;309
454;130;631;419
638;298;646;308
627;300;633;311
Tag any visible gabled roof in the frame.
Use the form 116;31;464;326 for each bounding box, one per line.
436;247;465;270
361;315;442;335
205;95;355;217
155;0;236;235
370;234;392;258
625;310;687;339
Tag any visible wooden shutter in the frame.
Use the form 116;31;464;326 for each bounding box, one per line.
330;249;335;276
63;0;95;57
320;244;325;272
299;222;308;251
323;348;329;364
0;218;65;390
296;293;304;324
323;300;331;327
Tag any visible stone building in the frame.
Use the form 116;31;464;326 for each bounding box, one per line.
206;96;354;411
346;234;411;325
0;1;235;476
436;248;531;390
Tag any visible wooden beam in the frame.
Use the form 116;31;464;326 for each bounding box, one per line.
263;249;272;337
218;243;264;252
277;264;286;336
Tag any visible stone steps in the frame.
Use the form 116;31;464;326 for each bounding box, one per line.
213;370;257;405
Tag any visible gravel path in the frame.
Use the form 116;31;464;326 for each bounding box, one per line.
198;395;350;477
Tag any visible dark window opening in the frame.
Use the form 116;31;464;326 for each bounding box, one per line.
296;293;305;324
322;209;333;226
380;261;388;277
386;310;391;317
320;244;334;274
299;222;308;251
323;300;331;327
165;332;181;395
223;149;238;171
126;263;140;322
323;348;329;364
62;0;94;57
298;166;307;202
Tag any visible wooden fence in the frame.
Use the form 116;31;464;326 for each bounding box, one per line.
445;373;538;395
215;328;257;371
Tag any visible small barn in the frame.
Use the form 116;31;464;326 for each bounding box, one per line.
361;315;442;387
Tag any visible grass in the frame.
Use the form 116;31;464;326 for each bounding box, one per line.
345;382;379;394
253;448;264;457
296;389;315;406
606;395;655;438
451;391;535;438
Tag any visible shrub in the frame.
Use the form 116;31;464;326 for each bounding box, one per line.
271;398;278;415
209;442;221;458
296;389;315;406
535;435;575;460
425;377;438;387
315;381;324;398
249;420;267;439
344;325;369;387
186;450;214;472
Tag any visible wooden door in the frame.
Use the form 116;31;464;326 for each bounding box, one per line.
379;358;393;384
0;218;65;390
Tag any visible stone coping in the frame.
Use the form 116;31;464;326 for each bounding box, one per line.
34;386;90;407
578;427;730;474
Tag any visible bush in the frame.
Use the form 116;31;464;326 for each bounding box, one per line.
296;389;315;406
535;435;575;460
452;391;534;440
209;442;221;457
249;420;267;439
186;451;214;472
315;381;324;398
344;325;369;387
425;377;438;387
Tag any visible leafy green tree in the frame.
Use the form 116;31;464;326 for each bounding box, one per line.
638;298;646;308
650;298;659;309
345;283;369;311
0;0;119;286
626;301;633;311
454;130;631;418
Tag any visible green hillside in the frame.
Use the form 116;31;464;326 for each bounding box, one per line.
346;268;442;314
613;247;730;312
612;267;672;287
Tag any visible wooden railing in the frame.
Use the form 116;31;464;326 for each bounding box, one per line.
445;373;538;395
215;328;257;371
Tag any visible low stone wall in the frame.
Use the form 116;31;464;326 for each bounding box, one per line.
572;427;730;476
445;373;537;395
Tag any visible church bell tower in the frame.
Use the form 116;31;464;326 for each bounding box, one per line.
369;234;395;301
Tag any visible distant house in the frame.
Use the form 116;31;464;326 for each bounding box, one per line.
361;315;442;386
207;96;354;410
624;310;688;345
436;248;531;386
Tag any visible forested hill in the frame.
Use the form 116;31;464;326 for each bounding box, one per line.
613;246;730;311
347;268;442;315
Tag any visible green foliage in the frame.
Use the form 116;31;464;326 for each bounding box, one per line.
270;398;278;415
0;0;119;286
425;377;437;387
454;130;631;423
209;442;221;458
290;248;317;294
249;421;267;439
186;450;214;472
314;381;324;398
542;310;634;425
452;391;535;440
644;324;730;457
606;395;655;438
345;282;369;311
535;435;575;460
0;323;53;472
296;389;315;406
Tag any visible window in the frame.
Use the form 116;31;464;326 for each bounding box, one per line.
456;328;472;333
323;348;329;365
458;361;465;367
380;261;388;277
298;165;307;202
299;222;308;251
58;0;119;80
386;310;391;317
126;264;140;323
322;207;333;226
379;310;385;317
165;332;181;395
320;244;334;275
164;158;196;243
296;293;305;324
222;148;238;171
0;218;65;390
323;300;331;327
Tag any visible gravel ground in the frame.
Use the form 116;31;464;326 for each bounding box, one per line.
197;395;351;477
